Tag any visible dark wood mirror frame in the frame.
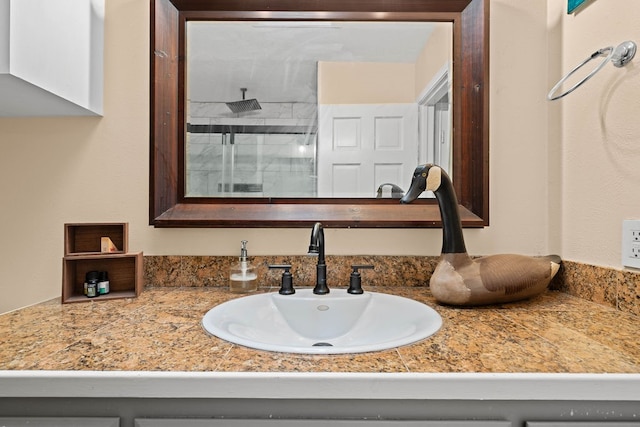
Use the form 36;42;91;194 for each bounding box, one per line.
150;0;488;228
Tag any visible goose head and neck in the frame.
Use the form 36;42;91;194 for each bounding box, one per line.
400;164;467;255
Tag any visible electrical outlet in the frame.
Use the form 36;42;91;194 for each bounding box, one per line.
622;220;640;268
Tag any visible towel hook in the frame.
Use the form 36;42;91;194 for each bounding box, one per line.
547;40;636;101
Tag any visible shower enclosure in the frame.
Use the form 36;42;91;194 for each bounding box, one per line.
186;123;318;198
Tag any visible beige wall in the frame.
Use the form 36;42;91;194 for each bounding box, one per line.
1;0;637;313
414;22;452;98
318;62;415;104
548;0;640;268
318;22;452;104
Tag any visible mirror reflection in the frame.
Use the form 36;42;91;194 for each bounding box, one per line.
185;21;452;198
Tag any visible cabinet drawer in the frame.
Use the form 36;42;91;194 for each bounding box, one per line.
527;423;640;426
0;418;119;427
136;420;511;426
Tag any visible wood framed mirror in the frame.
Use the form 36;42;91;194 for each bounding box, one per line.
150;0;488;228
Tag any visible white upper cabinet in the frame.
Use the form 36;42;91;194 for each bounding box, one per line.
0;0;104;116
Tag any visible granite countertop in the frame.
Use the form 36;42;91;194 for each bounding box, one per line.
2;286;640;374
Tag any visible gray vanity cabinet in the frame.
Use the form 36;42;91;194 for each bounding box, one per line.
527;423;640;426
135;421;511;426
0;418;119;427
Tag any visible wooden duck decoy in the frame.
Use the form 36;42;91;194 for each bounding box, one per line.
400;164;561;306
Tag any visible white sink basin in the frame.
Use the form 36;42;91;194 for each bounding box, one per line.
201;289;442;354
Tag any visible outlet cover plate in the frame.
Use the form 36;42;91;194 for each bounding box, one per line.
622;220;640;269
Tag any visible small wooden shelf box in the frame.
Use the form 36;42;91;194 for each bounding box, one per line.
64;223;128;256
62;223;143;304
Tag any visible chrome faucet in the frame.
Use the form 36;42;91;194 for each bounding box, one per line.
308;222;329;294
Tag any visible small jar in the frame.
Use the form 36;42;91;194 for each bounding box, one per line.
85;271;100;298
86;282;98;298
97;271;110;295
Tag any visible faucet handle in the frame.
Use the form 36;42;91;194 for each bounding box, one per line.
268;264;295;295
347;264;374;294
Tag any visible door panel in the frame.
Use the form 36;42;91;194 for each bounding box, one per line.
318;104;418;197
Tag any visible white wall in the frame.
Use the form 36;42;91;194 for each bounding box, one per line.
0;0;8;73
5;0;631;314
0;0;104;116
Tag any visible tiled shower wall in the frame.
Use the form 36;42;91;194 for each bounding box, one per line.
143;255;640;316
186;101;317;197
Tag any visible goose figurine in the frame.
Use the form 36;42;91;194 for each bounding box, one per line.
400;164;561;306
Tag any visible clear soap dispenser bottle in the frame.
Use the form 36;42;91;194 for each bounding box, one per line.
229;240;258;293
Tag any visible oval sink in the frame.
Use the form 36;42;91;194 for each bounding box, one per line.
201;289;442;354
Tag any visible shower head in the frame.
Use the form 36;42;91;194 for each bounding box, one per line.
226;88;262;113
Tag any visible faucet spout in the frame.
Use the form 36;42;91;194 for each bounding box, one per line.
308;222;329;294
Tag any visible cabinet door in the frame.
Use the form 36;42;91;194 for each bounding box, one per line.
527;423;640;426
0;418;119;427
136;419;510;426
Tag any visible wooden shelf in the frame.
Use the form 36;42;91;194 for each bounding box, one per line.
64;223;128;256
62;290;138;304
62;253;143;304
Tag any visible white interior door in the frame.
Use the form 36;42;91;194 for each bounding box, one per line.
317;104;418;197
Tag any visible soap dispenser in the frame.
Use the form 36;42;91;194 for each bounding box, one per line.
229;240;258;293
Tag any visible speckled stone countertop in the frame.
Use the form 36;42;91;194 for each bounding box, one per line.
1;286;639;373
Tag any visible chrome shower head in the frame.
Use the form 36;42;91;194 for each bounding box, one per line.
226;88;262;113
